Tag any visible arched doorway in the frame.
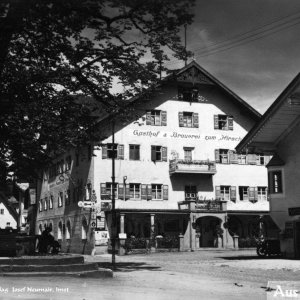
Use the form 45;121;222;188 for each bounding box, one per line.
195;216;223;248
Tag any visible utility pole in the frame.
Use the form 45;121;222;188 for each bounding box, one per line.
111;118;116;269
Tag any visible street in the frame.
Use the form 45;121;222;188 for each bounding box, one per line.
1;250;300;300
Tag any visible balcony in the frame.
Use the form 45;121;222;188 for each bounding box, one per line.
169;159;216;175
178;199;226;212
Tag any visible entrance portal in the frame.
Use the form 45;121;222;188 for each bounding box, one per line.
196;216;223;248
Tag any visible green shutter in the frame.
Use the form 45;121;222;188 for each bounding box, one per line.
117;144;124;160
141;184;147;200
193;113;199;128
102;145;107;159
162;147;168;161
215;149;220;163
118;183;124;200
247;154;257;165
178;112;184;127
163;185;168;200
147;184;152;200
215;186;221;199
146;111;152;125
228;116;233;130
161;111;167;126
125;185;130;200
230;186;236;201
214;115;219;129
151;146;156;161
249;187;255;201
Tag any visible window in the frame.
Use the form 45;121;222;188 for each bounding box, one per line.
130;184;141;199
257;187;268;201
178;86;199;102
216;186;236;201
102;144;124;159
151;146;167;162
58;192;63;207
220;186;230;201
185;185;197;200
238;154;247;164
44;197;48;210
268;171;283;194
239;186;249;201
184;148;193;161
219;149;229;164
178;112;199;128
49;195;53;209
65;189;70;205
214;115;233;130
0;209;4;215
66;155;72;171
39;199;43;212
152;184;163;200
146;110;167;126
105;183;118;199
129;145;140;160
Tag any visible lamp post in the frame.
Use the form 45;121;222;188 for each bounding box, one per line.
111;118;116;268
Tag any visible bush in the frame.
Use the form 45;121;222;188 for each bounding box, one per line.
156;235;179;249
125;237;147;252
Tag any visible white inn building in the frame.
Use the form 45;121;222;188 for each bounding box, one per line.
36;61;278;254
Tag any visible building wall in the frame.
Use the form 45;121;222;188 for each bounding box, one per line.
93;84;268;212
0;202;17;229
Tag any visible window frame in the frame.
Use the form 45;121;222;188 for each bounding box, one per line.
58;192;63;207
268;169;284;195
239;186;249;201
257;186;268;201
129;144;140;161
185;185;197;200
129;183;141;199
220;186;230;201
151;184;163;200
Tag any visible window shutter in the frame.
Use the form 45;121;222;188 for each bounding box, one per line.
230;186;236;201
100;183;108;200
118;183;124;200
161;111;167;126
162;147;168;161
151;146;156;161
147;184;152;200
247;154;257;165
193;113;199;128
178;112;184;127
229;151;238;164
146;111;152;125
125;185;130;200
228;116;233;130
141;184;147;200
214;115;219;129
163;185;168;200
254;187;258;201
117;144;124;160
102;145;107;159
215;149;220;163
215;186;221;199
249;187;255;201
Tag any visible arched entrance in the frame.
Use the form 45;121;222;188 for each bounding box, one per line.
195;216;223;248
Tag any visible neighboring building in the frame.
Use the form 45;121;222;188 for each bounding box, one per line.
36;61;277;254
0;192;17;229
237;73;300;258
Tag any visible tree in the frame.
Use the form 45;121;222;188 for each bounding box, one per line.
0;0;195;180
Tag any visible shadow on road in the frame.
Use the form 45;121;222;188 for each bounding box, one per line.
217;255;282;260
96;262;162;272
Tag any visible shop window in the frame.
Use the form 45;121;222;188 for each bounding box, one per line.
214;115;233;130
185;185;197;200
146;110;167;126
130;183;141;199
129;144;140;160
268;170;283;194
151;145;167;162
102;144;124;160
178;112;199;128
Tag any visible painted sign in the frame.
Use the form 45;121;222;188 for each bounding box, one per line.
132;129;242;142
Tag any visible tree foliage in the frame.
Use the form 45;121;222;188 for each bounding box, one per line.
0;0;195;180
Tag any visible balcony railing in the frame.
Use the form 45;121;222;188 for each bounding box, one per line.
178;199;226;212
169;159;216;175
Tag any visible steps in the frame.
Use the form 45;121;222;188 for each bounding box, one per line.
0;254;113;278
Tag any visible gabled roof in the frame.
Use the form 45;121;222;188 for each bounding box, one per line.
0;191;18;222
236;73;300;153
164;61;261;120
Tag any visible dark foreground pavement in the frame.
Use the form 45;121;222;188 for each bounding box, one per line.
1;250;299;300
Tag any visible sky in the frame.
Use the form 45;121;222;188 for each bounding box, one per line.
165;0;300;113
